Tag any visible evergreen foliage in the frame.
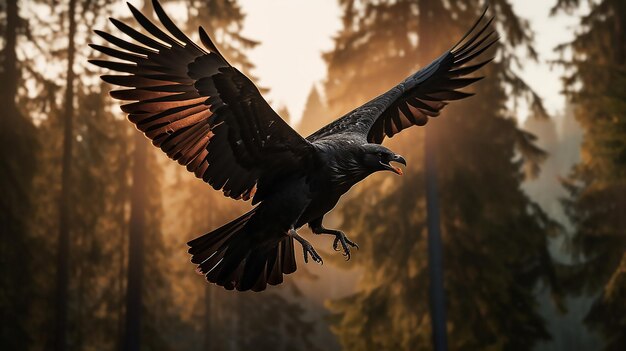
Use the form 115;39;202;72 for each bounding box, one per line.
0;0;40;348
554;1;626;349
323;1;559;349
298;85;330;137
154;1;318;350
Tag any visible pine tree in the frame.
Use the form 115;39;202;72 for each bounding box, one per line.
324;1;558;349
16;0;182;349
73;89;133;350
52;0;77;348
181;0;259;77
119;2;189;350
298;85;330;136
554;1;626;349
0;0;40;349
150;2;317;350
35;0;129;349
523;117;560;220
31;35;135;351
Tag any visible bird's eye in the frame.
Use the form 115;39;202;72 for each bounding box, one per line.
377;152;383;158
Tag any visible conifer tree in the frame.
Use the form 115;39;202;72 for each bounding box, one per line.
13;1;184;349
152;2;317;350
0;0;40;349
181;0;258;77
119;2;188;350
324;1;558;349
52;0;77;348
298;85;330;136
31;32;137;351
554;1;626;349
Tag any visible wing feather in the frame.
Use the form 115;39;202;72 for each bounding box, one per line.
90;0;312;202
308;7;497;144
94;29;157;55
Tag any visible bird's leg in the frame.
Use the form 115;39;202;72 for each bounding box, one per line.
288;228;323;265
310;218;359;261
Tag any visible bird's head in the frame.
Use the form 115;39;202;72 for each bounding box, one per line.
358;144;406;176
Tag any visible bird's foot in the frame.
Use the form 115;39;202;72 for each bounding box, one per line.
289;229;323;265
332;231;359;261
302;241;323;265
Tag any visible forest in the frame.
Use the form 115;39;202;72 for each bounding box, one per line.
0;0;624;350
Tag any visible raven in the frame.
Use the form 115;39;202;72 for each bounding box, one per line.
90;0;497;292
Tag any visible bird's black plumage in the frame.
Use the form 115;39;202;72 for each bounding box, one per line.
90;0;497;291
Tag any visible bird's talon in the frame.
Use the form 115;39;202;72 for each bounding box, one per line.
333;238;341;251
312;251;323;265
331;231;357;260
302;243;322;265
314;226;359;258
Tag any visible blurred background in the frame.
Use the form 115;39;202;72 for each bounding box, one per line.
1;0;624;350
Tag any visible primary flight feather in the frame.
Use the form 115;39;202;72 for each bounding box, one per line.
90;0;497;292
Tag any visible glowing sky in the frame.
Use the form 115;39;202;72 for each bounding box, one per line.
511;0;583;121
237;0;581;124
237;0;342;123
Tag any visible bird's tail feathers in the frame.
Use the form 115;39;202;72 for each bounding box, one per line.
187;209;297;292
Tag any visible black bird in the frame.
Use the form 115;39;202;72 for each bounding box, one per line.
90;0;497;292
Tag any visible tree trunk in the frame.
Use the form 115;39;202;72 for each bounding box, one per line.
613;1;624;64
0;0;19;128
203;207;219;350
419;1;448;350
203;286;212;350
52;0;77;349
1;1;37;349
230;294;241;351
122;133;149;351
117;212;127;350
424;124;448;351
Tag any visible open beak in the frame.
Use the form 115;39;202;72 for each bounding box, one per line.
381;154;406;175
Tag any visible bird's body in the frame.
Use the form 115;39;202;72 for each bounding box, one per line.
91;0;497;291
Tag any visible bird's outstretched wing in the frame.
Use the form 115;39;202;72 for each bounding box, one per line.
90;0;313;204
308;8;497;144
